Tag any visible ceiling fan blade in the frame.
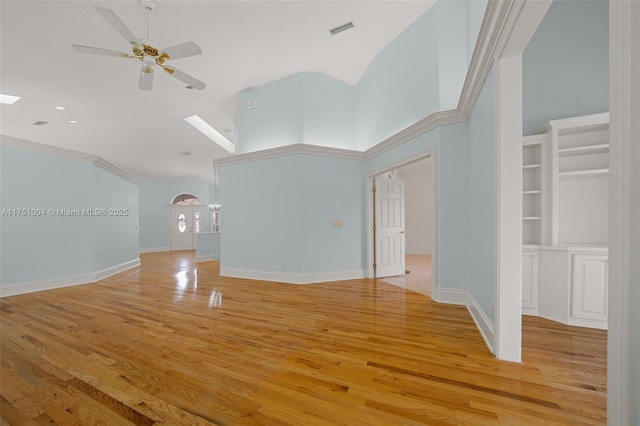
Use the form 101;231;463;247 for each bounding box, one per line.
139;66;154;91
72;44;132;58
158;41;203;61
161;65;206;90
95;6;138;45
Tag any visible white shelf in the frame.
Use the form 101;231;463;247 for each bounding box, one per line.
558;168;609;178
558;143;609;157
523;190;541;195
523;216;542;221
523;164;541;170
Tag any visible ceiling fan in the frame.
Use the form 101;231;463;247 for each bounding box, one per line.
72;0;206;91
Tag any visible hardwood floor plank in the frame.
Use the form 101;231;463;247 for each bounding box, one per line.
0;251;607;424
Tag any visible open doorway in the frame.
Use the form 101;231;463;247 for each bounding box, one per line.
367;151;436;298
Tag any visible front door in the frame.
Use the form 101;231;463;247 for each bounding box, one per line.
375;177;406;278
170;206;194;250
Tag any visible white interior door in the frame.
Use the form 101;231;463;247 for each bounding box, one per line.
375;177;406;278
171;206;194;250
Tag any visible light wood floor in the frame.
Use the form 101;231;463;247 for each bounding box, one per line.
0;251;606;425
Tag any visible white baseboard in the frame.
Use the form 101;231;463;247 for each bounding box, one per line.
94;258;140;281
433;288;469;305
0;258;140;298
466;293;495;354
196;255;217;262
220;267;366;285
434;287;495;355
139;246;170;254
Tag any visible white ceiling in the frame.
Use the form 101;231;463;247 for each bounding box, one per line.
1;1;436;183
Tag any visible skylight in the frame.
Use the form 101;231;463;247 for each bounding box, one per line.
0;94;21;104
184;115;235;153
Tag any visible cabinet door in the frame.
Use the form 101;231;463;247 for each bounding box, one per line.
522;251;539;312
571;254;608;321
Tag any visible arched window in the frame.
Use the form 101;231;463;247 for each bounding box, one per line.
172;193;200;205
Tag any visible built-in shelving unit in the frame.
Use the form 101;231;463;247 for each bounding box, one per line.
521;113;609;329
548;113;609;246
522;134;547;246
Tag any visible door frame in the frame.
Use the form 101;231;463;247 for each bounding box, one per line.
366;148;438;299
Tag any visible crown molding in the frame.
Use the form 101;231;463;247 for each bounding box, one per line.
1;134;142;185
215;143;364;167
92;157;143;186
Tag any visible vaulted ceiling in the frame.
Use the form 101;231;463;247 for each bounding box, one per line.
1;1;436;183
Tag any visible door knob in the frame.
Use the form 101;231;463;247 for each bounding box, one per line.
400;230;405;234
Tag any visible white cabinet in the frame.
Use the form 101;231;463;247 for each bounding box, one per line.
571;254;608;325
522;249;539;315
537;247;608;330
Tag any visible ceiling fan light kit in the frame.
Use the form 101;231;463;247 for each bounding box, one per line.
71;1;206;91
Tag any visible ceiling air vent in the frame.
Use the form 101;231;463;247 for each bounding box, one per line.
32;121;48;126
330;21;355;36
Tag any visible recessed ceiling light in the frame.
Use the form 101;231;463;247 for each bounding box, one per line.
1;94;21;104
69;120;78;124
55;106;66;110
329;21;355;36
184;115;235;154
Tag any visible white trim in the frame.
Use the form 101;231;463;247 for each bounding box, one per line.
196;255;216;262
608;0;640;424
433;288;495;354
92;157;143;185
493;54;523;362
0;258;140;298
0;135;142;185
220;267;366;285
466;292;496;355
139;246;170;254
433;288;468;305
94;258;140;281
216;143;363;167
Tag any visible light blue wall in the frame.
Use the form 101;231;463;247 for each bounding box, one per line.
465;65;495;321
139;179;213;250
437;124;470;292
355;5;440;151
523;0;608;135
220;154;366;274
235;74;304;153
467;0;488;63
1;146;93;283
0;145;139;285
302;73;356;150
220;156;304;273
92;167;139;271
298;155;366;272
438;0;470;111
235;73;356;152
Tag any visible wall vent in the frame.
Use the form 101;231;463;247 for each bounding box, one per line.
330;21;355;35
